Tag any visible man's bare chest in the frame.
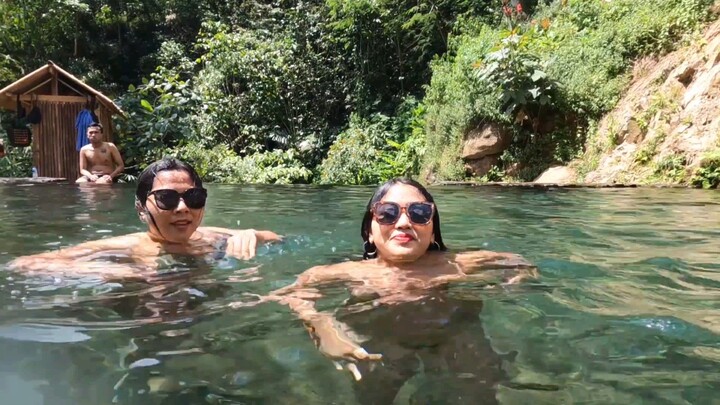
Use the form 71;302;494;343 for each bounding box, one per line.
86;147;111;162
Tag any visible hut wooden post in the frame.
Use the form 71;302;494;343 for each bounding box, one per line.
50;66;59;96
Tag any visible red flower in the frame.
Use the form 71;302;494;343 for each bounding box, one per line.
516;3;523;13
503;5;512;16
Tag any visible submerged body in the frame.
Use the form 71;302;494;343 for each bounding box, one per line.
339;292;505;405
267;178;537;403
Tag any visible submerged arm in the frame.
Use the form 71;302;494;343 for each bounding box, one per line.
267;265;381;379
6;234;143;275
78;148;95;179
453;250;539;284
108;143;125;179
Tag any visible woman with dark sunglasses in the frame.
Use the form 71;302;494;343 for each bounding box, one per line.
264;177;537;403
8;158;280;276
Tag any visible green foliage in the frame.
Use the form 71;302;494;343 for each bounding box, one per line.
169;143;312;184
194;22;346;157
236;150;313;184
1;0;714;184
499;126;585;181
0;0;210;91
653;154;687;182
0;1;89;84
634;132;667;165
115;67;201;173
421;0;713;182
474;29;558;116
377;100;427;179
0;143;32;178
318;115;391;185
0;114;33;177
480;166;504;182
166;143;239;183
422;26;506;181
632;90;680;139
319;99;426;184
325;0;488;112
691;151;720;189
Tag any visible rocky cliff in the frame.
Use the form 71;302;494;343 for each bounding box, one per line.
550;17;720;186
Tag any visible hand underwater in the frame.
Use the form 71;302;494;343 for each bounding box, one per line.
306;318;383;381
225;229;259;260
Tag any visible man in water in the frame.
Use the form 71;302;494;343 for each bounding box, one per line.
76;123;124;184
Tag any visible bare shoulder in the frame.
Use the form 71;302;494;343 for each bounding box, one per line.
106;142;119;150
51;233;146;255
7;233;147;270
80;144;92;152
84;232;146;249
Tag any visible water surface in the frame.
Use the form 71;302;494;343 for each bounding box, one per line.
1;184;720;404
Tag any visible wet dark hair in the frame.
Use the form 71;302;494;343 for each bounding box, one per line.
360;177;447;259
135;158;203;207
88;122;103;132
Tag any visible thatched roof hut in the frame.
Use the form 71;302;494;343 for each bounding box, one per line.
0;61;123;180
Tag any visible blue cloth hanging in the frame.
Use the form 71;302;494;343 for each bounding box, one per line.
75;109;96;151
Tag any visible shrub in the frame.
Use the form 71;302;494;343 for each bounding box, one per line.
691;151;720;188
0;142;32;178
194;22;346;157
318;115;390;185
114;67;201;174
168;143;312;184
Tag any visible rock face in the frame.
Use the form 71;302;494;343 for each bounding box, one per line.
462;123;510;159
534;166;577;184
578;18;720;185
462;123;510;176
465;154;500;177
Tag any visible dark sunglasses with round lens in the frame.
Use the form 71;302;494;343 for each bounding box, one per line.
148;188;207;210
372;201;434;225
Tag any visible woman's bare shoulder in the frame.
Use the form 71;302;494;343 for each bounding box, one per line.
88;232;147;247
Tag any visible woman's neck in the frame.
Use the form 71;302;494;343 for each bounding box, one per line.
145;230;197;245
375;256;421;270
374;251;447;271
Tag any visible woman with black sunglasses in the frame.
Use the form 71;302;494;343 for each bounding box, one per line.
265;178;537;403
8;158;280;276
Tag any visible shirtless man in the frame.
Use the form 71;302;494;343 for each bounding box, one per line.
76;123;124;184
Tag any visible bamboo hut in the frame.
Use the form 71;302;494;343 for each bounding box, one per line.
0;61;123;180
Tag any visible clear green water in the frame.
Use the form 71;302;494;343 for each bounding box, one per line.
1;184;720;404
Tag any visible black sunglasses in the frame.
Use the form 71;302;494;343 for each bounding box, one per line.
371;201;434;226
148;187;207;210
